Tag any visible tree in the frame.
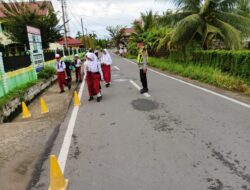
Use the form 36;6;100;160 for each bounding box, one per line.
106;25;124;47
237;0;250;17
159;0;250;50
0;1;62;49
129;10;169;56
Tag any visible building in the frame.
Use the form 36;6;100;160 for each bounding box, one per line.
57;37;84;49
120;28;135;46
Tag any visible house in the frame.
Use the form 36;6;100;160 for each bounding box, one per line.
120;28;135;46
0;0;53;54
57;37;84;49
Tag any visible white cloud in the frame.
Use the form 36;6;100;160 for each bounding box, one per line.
51;0;173;38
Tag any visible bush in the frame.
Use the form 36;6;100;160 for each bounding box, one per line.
148;57;250;94
38;66;56;79
192;50;250;80
0;80;38;108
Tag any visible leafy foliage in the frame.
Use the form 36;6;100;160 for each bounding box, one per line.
159;0;250;50
0;0;62;48
148;57;250;94
106;25;125;47
0;80;38;108
38;66;56;79
192;50;250;79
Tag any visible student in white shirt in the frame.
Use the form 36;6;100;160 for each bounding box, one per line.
85;52;104;102
55;54;67;93
101;49;112;88
74;54;82;82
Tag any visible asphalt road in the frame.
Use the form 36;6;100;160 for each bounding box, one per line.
32;54;250;190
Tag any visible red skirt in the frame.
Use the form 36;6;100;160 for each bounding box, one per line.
57;72;66;91
86;72;101;96
102;64;111;83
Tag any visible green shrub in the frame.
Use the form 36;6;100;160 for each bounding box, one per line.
38;66;56;79
192;50;250;80
148;57;250;94
0;80;38;108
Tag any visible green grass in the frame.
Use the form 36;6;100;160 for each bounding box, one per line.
38;66;56;79
125;54;137;60
0;80;38;109
148;57;250;95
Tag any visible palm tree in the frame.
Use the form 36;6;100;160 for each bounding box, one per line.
159;0;250;50
237;0;250;17
130;10;159;52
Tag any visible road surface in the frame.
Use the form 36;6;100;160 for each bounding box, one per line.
32;54;250;190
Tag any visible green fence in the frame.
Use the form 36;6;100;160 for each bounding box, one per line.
6;66;37;90
0;51;85;98
0;78;4;97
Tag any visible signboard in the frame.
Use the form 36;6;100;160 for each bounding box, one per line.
27;26;42;52
27;26;44;72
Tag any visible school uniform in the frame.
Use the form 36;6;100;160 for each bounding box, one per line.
65;61;72;90
75;58;82;82
101;50;112;87
85;53;104;102
56;60;66;92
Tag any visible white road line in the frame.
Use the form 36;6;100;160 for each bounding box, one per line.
58;81;85;173
129;80;151;98
124;58;250;109
113;66;120;71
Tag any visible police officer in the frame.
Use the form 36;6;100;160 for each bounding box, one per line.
137;47;149;94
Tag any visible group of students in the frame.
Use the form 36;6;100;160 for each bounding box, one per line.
55;49;113;103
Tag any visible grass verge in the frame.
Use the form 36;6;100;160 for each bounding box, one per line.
148;57;250;95
0;80;38;109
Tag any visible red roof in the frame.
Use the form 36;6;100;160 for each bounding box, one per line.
58;37;83;46
121;28;135;36
0;1;53;18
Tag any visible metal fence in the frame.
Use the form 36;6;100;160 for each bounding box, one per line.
3;55;31;72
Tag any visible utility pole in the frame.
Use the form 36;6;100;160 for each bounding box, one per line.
81;18;84;37
61;0;68;48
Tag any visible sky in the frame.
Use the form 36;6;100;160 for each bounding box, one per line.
51;0;173;39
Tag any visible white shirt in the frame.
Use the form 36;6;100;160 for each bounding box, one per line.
56;61;66;72
84;60;103;80
101;54;112;65
75;59;82;67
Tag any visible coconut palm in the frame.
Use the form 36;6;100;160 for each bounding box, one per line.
130;10;159;53
237;0;250;17
159;0;250;50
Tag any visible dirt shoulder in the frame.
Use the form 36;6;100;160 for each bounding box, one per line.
0;76;80;190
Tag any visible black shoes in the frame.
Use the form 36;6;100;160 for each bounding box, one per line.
97;96;102;102
140;88;148;94
88;96;94;101
60;90;65;93
105;83;110;88
68;85;71;90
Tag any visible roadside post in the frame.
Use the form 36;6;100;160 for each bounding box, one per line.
62;48;65;57
68;48;70;56
0;52;9;94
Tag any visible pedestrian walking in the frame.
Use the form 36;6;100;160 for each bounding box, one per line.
64;58;72;90
94;50;103;90
74;54;83;82
55;54;67;93
85;52;104;102
101;49;112;88
137;47;149;94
